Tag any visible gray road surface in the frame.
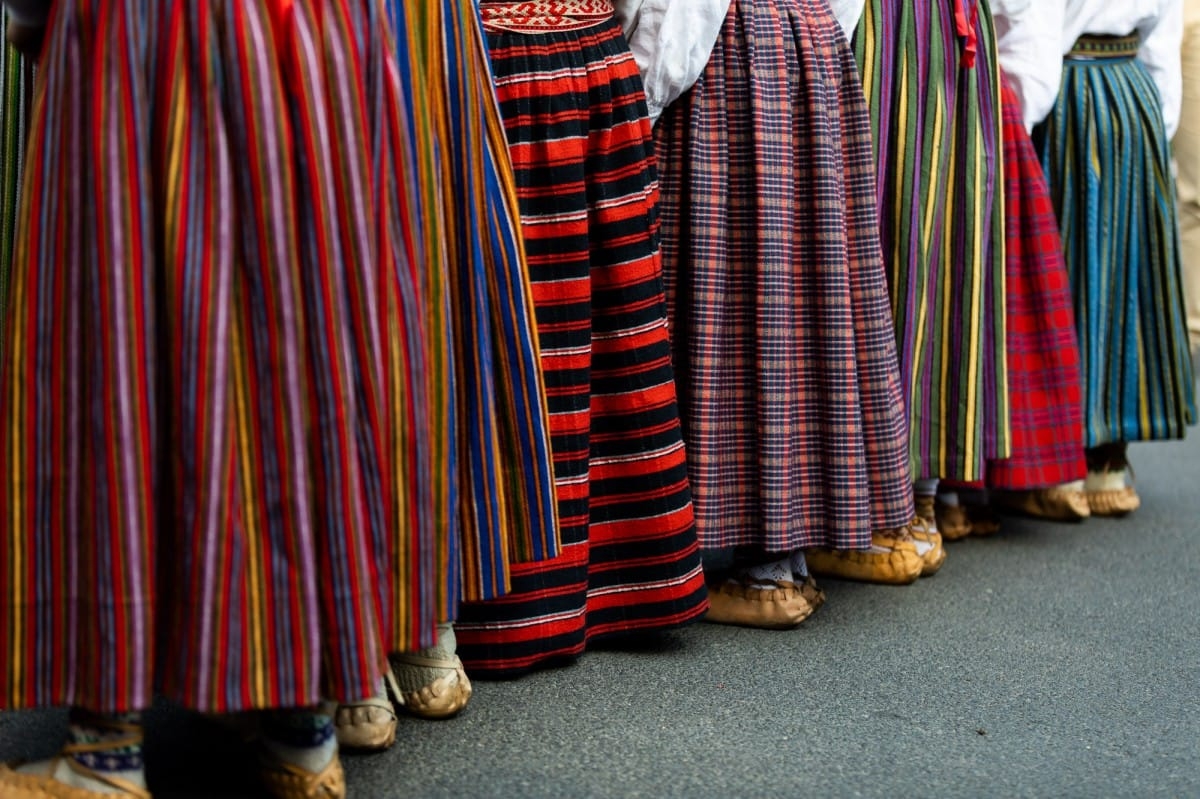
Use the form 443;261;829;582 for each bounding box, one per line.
2;433;1198;798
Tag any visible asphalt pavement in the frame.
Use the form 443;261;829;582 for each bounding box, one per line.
2;432;1198;798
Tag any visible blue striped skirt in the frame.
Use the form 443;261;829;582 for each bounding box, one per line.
1036;34;1196;446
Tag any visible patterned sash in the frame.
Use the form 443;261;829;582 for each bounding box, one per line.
479;0;612;33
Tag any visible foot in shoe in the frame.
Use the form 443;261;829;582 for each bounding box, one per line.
334;682;397;751
389;623;473;719
13;710;148;796
261;706;338;777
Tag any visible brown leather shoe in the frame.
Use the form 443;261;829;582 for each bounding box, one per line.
259;753;345;799
805;524;924;585
705;578;820;629
907;515;946;576
995;485;1089;522
0;764;150;799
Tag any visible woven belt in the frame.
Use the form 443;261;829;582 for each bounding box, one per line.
479;0;613;33
1067;33;1141;60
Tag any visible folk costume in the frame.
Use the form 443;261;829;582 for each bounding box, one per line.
1035;0;1196;515
622;0;928;628
453;0;708;676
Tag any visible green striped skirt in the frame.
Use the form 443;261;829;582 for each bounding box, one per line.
853;0;1008;481
1036;34;1196;446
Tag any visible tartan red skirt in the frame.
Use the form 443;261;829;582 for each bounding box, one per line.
979;76;1086;489
453;6;707;676
652;0;913;553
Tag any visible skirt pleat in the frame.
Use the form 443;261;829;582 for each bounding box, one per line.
0;17;33;331
454;11;706;676
1036;50;1196;446
654;0;912;554
0;0;443;713
387;0;560;617
853;0;1008;481
980;77;1086;489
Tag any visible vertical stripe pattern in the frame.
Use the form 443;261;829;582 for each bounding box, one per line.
0;0;441;713
1036;39;1197;446
387;0;560;616
653;0;913;554
454;6;707;676
853;0;1008;481
1;14;34;332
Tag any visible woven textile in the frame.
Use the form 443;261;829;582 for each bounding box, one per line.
653;0;912;554
0;14;33;338
0;0;430;713
387;0;560;619
976;76;1086;489
1036;37;1196;446
853;0;1008;481
455;9;707;676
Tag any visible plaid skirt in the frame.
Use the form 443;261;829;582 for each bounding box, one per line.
854;0;1008;481
0;0;502;712
654;0;913;554
977;76;1086;489
1036;35;1196;446
455;6;707;676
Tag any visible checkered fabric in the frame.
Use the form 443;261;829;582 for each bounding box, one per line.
654;0;914;554
977;77;1087;489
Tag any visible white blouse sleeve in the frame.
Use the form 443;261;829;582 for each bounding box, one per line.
1137;0;1184;137
991;0;1065;130
824;0;866;42
611;0;732;125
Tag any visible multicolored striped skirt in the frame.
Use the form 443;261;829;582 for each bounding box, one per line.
0;0;461;713
974;76;1086;489
0;14;33;333
1035;34;1196;447
854;0;1009;481
653;0;912;554
454;2;707;676
385;0;560;627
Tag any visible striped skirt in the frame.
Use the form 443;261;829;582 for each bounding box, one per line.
0;15;33;337
0;0;444;713
976;76;1086;489
385;0;560;628
454;3;707;676
1036;35;1196;446
653;0;912;554
854;0;1008;481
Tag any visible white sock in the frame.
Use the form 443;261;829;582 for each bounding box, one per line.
391;622;461;694
937;491;960;507
788;550;809;580
736;557;793;589
18;710;146;794
261;705;337;774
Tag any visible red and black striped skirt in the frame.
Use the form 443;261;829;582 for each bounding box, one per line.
454;4;707;676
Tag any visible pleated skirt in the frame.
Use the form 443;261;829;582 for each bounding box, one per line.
454;4;707;676
385;0;560;623
0;0;443;713
853;0;1008;481
1035;36;1196;447
978;76;1086;489
0;16;33;336
653;0;912;554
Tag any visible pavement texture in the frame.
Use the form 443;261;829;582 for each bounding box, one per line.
2;433;1198;798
